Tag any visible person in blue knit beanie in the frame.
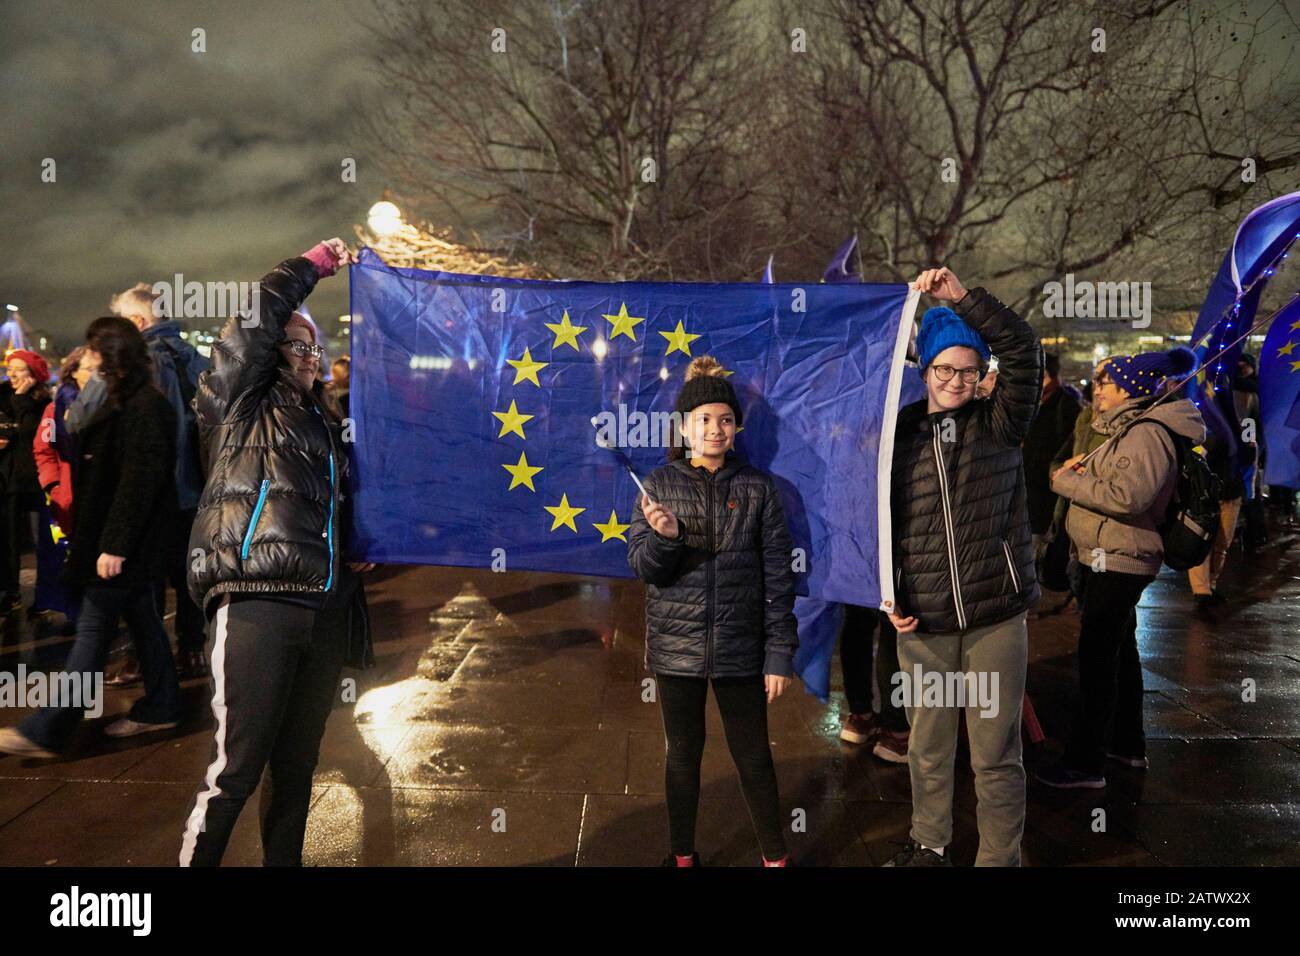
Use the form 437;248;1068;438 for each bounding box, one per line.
884;267;1043;867
1037;345;1205;790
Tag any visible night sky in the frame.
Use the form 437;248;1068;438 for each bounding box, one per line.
0;0;382;351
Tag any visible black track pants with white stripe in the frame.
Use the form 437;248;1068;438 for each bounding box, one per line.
179;595;347;866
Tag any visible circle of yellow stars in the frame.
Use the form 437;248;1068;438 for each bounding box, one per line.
494;301;705;544
1277;315;1300;371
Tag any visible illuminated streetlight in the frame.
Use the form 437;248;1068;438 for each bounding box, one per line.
367;201;404;237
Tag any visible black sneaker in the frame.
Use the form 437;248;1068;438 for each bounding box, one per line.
1034;762;1106;789
883;842;952;867
660;852;702;867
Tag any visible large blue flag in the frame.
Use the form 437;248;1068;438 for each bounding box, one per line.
1190;192;1300;462
1259;298;1300;488
349;248;921;694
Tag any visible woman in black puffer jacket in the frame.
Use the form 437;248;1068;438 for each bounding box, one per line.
180;239;374;868
628;356;798;867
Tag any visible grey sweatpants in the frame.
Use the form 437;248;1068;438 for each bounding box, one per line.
896;612;1028;866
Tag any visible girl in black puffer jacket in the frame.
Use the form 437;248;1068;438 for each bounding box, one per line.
180;239;375;867
628;356;798;867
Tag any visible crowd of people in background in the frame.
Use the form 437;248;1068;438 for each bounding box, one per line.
0;276;355;747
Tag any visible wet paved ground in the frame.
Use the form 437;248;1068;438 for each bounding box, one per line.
2;528;1299;867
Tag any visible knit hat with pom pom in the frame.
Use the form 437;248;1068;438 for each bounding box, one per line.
674;356;743;426
1100;346;1198;399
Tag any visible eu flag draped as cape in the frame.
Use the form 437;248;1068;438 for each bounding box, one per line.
349;248;921;697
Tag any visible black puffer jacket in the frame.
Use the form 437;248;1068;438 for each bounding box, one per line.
187;257;368;669
64;381;177;589
891;287;1043;634
627;454;798;678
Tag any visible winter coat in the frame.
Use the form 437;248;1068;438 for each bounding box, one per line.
890;287;1044;634
627;453;798;678
143;319;210;511
0;381;50;496
186;256;373;667
33;400;74;533
1023;384;1082;534
1052;395;1206;576
62;380;178;589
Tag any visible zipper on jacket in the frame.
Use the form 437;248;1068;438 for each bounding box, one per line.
324;448;336;591
931;428;968;630
705;476;715;678
1002;539;1022;593
240;479;271;560
314;405;338;592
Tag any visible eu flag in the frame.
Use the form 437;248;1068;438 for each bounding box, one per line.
1259;298;1300;488
348;248;920;688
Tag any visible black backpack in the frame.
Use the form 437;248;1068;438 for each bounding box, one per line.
1139;421;1222;571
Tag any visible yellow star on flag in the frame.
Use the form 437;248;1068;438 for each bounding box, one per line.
1278;340;1297;357
1291;318;1300;332
1291;359;1300;373
603;303;645;341
659;320;702;357
492;399;534;439
545;493;586;533
592;509;631;543
507;347;548;387
545;310;587;351
502;451;543;491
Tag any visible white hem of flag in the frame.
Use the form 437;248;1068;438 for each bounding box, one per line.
876;287;921;613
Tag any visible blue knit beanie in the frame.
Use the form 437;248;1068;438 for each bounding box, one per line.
916;306;991;370
1101;346;1198;398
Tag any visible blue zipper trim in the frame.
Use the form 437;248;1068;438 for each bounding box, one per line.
325;445;336;591
241;479;271;560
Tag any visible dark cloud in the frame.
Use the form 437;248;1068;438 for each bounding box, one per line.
0;0;385;348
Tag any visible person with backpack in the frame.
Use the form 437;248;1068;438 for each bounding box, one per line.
1036;347;1207;789
110;284;211;678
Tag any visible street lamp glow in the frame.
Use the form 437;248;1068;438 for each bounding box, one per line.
367;201;403;237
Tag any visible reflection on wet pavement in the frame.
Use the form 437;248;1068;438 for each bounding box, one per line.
2;537;1300;866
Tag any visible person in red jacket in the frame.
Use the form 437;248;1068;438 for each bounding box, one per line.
31;349;87;623
33;349;85;535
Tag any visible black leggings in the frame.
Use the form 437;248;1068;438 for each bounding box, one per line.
656;672;786;860
1064;567;1154;775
